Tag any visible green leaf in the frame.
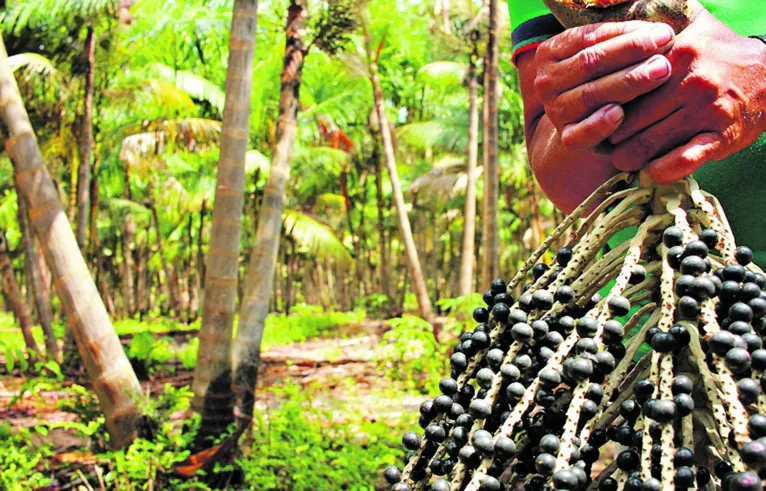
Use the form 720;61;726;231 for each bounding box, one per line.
4;347;13;373
15;349;28;372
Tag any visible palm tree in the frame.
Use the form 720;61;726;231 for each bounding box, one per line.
480;0;499;287
0;35;142;448
459;33;480;297
365;32;435;326
76;25;95;249
231;0;359;426
232;0;309;428
0;230;40;356
188;0;259;440
17;196;58;360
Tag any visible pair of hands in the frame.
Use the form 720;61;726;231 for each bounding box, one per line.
534;1;766;184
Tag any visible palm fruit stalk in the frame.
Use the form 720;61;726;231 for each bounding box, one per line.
383;172;766;491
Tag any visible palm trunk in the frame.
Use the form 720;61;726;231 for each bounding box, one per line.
195;199;206;318
76;26;96;250
374;148;390;307
17;197;58;360
149;203;179;314
0;233;40;357
0;36;141;448
191;0;259;440
459;44;480;297
232;0;307;426
481;0;500;287
136;240;147;318
367;40;435;325
121;168;136;317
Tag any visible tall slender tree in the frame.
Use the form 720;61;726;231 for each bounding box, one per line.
76;26;96;250
480;0;499;286
0;35;142;448
17;197;58;360
0;231;40;356
459;34;480;297
232;0;309;428
191;0;259;441
366;33;435;326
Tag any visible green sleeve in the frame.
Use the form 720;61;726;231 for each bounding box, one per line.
507;1;563;64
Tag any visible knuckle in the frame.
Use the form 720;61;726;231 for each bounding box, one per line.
579;82;599;112
576;47;605;79
533;73;554;99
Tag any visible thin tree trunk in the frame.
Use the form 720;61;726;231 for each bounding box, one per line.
459;43;480;297
0;36;141;448
17;197;58;360
232;0;307;426
149;203;179;313
187;214;197;321
195;199;206;318
137;240;147;318
481;0;499;287
0;232;40;357
285;241;294;314
122;168;135;317
191;0;258;441
366;38;435;326
374;147;390;307
76;26;96;250
96;248;117;318
88;155;99;249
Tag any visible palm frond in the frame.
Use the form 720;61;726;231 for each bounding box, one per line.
245;150;270;176
410;161;483;206
293;145;349;174
283;209;351;265
107;79;197;116
3;0;118;31
417;61;467;88
146;63;225;115
396;119;468;153
120;118;222;169
107;198;152;221
8;53;60;83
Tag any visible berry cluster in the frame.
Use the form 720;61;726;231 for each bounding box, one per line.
383;175;766;491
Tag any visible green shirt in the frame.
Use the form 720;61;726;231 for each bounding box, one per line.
508;1;766;267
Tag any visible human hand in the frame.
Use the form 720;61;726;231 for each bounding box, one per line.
534;21;676;151
609;3;766;183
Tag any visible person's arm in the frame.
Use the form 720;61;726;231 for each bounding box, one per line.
516;22;675;213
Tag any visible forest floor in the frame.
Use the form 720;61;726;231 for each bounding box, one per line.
0;317;426;452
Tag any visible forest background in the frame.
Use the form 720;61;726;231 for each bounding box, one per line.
0;0;562;489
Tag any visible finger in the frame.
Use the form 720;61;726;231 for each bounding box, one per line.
553;55;672;126
560;104;625;151
541;24;675;93
537;21;657;62
608;49;697;144
647;133;724;184
612;108;698;171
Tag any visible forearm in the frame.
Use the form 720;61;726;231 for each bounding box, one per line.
527;114;619;214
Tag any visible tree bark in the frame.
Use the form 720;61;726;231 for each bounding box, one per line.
481;0;500;287
374;146;390;308
0;36;141;448
459;43;480;297
191;0;258;441
17;197;58;360
232;0;307;426
76;26;96;250
121;167;135;317
0;232;40;357
367;40;435;325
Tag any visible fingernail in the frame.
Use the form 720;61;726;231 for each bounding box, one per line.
652;24;674;47
645;56;670;80
605;105;624;125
